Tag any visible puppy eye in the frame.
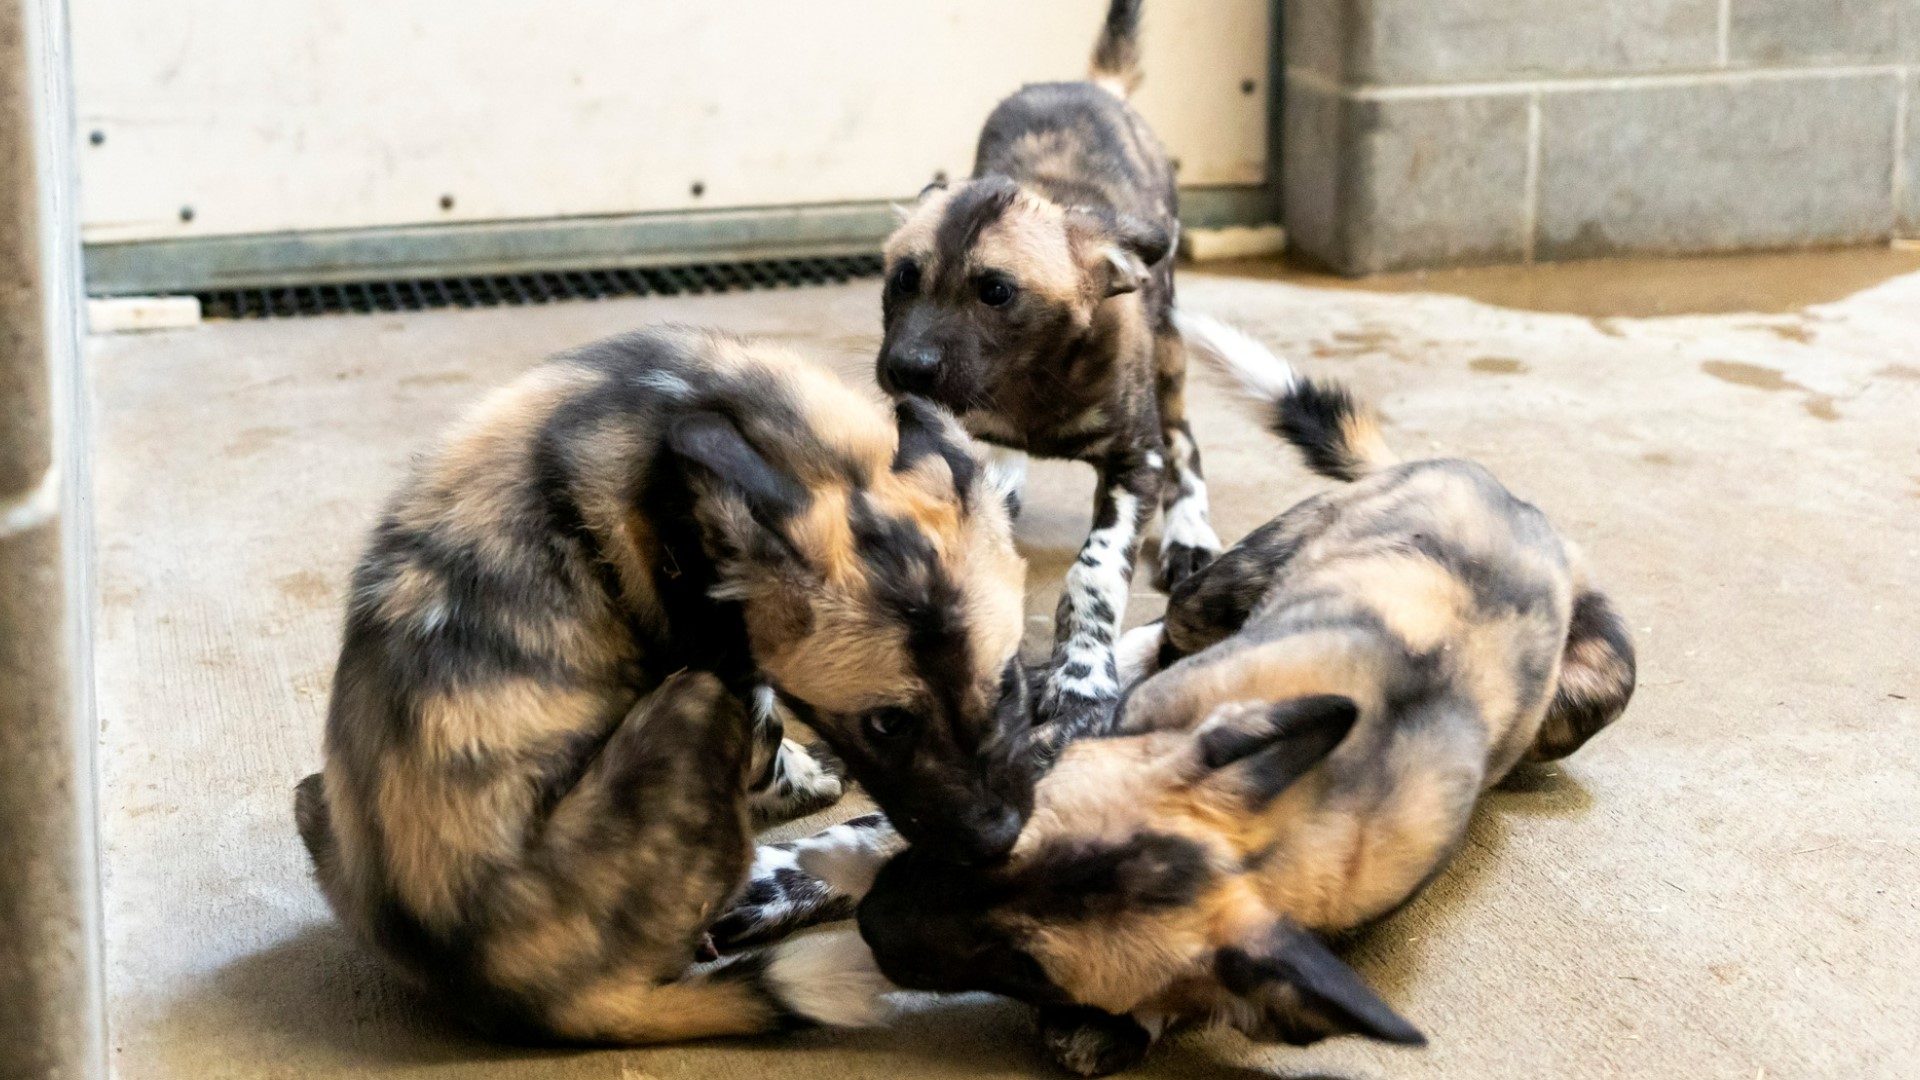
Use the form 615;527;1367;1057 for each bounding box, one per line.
864;707;919;741
890;262;922;297
976;276;1016;308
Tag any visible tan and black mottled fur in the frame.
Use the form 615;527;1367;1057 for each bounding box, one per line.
799;323;1635;1073
293;325;1030;1043
876;0;1222;748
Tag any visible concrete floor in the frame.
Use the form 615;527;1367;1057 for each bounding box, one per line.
89;254;1920;1079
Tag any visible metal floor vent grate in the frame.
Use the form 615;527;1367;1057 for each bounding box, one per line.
195;254;885;320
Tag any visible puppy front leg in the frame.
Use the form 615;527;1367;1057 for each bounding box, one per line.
709;813;903;951
1154;420;1223;592
1152;328;1223;592
1035;453;1158;761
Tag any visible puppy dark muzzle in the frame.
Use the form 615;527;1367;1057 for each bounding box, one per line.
961;804;1026;863
882;345;942;397
905;800;1026;865
860;849;1067;1003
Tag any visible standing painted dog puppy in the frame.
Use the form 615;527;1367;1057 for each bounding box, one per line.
876;0;1222;749
293;326;1030;1044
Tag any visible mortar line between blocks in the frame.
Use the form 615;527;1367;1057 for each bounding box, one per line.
1894;68;1912;230
1717;0;1732;67
1523;93;1542;263
0;465;61;537
1286;62;1903;102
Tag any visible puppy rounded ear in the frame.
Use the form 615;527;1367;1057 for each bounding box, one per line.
1186;695;1358;807
1113;213;1173;268
666;411;811;577
1098;247;1152;298
1215;921;1425;1048
891;396;978;505
667;412;806;523
1071;209;1173;298
892;177;951;224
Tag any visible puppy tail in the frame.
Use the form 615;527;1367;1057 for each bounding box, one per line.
1090;0;1145;97
1176;311;1397;483
545;931;896;1043
1528;581;1637;762
1273;379;1399;482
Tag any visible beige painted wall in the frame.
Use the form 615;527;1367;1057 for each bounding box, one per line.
71;0;1268;243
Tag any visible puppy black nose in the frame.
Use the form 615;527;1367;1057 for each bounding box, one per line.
884;347;941;395
948;805;1024;866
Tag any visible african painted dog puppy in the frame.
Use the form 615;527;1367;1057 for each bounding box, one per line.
876;0;1222;750
732;316;1636;1073
292;325;1033;1044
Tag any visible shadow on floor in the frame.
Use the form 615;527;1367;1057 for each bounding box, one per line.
172;922;1381;1078
154;922;553;1074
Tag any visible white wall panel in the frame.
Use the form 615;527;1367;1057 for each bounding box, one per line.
72;0;1269;243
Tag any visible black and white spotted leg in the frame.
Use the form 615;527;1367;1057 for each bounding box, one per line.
1035;453;1160;762
1153;422;1223;593
745;686;848;825
708;814;903;952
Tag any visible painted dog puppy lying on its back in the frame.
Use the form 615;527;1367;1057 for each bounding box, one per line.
877;0;1222;749
735;316;1637;1074
294;326;1033;1045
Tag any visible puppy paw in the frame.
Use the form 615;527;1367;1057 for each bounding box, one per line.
1038;1006;1153;1077
1029;696;1116;770
1153;540;1219;594
750;739;847;824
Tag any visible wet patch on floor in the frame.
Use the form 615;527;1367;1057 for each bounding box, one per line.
1469;357;1528;375
1190;246;1920;318
1700;360;1840;421
1748;321;1816;345
1310;327;1406;361
1702;360;1797;392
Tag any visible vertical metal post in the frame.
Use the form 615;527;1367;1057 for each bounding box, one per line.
1266;0;1287;224
0;0;104;1075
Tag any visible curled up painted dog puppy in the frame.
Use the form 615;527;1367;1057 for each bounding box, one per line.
876;0;1223;750
293;326;1032;1044
729;316;1636;1073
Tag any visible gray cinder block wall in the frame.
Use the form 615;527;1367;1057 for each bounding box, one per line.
1284;0;1920;273
1;0;104;1077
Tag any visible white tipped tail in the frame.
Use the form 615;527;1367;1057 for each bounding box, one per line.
1176;310;1394;481
1174;311;1297;405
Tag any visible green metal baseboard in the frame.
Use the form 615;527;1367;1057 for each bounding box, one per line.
83;185;1277;296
